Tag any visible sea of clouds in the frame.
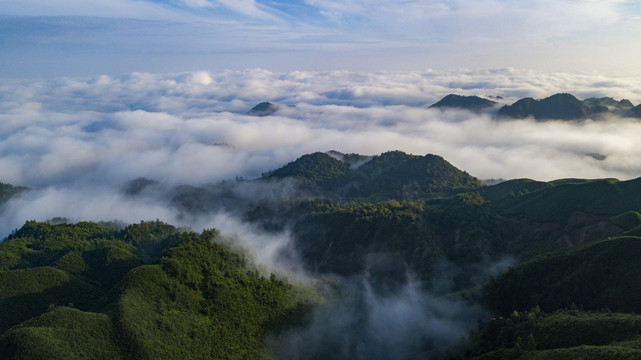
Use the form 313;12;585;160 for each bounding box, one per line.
2;68;641;236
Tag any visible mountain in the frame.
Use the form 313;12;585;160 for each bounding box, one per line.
483;235;641;315
631;104;641;118
0;221;319;359
351;151;484;199
7;152;641;359
463;307;641;359
247;101;279;116
267;150;483;199
498;93;640;120
458;234;641;359
483;177;641;224
268;152;350;188
498;93;587;120
583;97;634;113
428;94;498;112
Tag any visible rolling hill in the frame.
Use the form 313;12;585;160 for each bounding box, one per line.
3;151;641;359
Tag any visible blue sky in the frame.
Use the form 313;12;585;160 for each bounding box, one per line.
1;0;641;77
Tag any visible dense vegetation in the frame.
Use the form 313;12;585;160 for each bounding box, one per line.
0;221;319;359
4;150;641;359
461;308;641;360
483;236;641;314
267;150;483;200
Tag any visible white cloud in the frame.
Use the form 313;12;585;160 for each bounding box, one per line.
2;65;641;239
215;0;279;20
1;69;641;192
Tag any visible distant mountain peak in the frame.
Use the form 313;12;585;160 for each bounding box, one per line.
247;102;279;116
498;93;639;120
428;94;498;112
265;150;482;199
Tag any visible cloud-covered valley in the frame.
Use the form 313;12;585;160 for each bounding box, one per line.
1;68;640;237
2;68;641;188
0;68;640;232
2;68;641;358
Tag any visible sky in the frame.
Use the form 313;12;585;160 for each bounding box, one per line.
2;0;641;77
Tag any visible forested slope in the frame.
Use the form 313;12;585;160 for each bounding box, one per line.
0;221;319;359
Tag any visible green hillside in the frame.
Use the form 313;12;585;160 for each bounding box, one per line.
266;150;483;200
460;235;641;359
5;152;641;359
0;221;319;359
351;152;483;199
461;308;641;360
288;193;510;284
268;152;350;190
483;236;641;315
483;177;641;224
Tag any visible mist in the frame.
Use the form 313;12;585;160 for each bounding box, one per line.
269;262;508;360
3;68;641;236
2;69;641;192
1;68;640;358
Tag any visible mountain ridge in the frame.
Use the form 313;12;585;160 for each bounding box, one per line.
430;92;640;120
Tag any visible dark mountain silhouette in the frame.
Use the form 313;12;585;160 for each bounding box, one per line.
583;97;634;114
498;93;639;120
351;151;483;199
498;93;587;120
267;150;483;199
247;102;279;116
269;152;350;188
428;94;497;112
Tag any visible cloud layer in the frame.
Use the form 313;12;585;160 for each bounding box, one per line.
2;69;641;185
1;68;641;234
